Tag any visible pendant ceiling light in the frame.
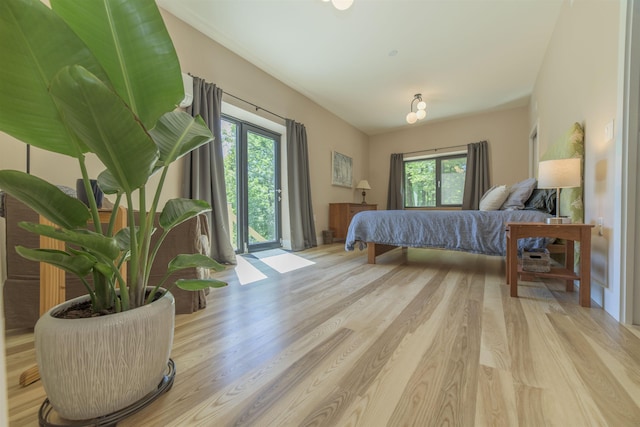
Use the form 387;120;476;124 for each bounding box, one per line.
406;93;427;124
323;0;354;11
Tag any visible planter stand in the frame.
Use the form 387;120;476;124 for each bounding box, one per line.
38;359;175;427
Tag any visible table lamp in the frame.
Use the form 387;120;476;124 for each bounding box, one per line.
537;158;581;224
356;180;371;204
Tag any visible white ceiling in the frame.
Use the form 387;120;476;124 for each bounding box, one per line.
158;0;563;135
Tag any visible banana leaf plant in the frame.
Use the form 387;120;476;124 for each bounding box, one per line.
0;0;227;313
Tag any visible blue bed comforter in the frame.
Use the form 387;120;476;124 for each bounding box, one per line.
345;210;552;256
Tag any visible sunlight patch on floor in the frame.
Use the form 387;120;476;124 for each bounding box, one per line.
252;249;289;259
235;255;267;285
258;252;315;274
234;249;316;284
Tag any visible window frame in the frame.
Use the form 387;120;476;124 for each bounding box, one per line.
403;152;467;209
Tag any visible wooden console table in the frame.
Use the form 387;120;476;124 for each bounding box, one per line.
505;222;594;307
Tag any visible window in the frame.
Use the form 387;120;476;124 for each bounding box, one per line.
404;154;467;208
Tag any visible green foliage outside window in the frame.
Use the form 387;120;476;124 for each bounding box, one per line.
247;132;276;243
405;159;437;207
404;154;466;207
222;119;278;250
221;120;238;250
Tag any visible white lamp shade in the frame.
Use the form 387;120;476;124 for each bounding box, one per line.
406;111;417;124
416;109;427;120
417;100;426;110
356;180;371;190
331;0;353;10
538;158;581;189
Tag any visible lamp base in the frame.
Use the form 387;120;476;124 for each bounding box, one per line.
546;217;572;224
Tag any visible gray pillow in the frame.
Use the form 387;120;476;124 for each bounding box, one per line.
501;178;537;210
524;188;556;214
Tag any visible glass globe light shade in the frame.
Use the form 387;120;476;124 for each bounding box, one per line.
416;109;427;120
406;112;417;124
417;100;426;110
332;0;354;10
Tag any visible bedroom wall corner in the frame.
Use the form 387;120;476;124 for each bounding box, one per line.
368;106;530;207
529;0;621;317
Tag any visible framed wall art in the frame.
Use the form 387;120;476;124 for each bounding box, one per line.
331;151;353;188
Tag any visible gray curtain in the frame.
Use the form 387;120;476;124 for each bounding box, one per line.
286;119;317;251
182;76;236;264
462;140;490;210
387;153;404;210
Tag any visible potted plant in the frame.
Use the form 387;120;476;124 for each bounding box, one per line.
0;0;227;420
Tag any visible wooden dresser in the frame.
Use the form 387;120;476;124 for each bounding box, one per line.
329;203;377;241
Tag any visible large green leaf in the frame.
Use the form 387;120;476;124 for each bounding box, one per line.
150;111;213;166
19;222;120;261
167;254;225;274
0;171;90;229
49;65;159;193
0;0;109;156
175;279;228;291
96;170;122;195
159;199;211;230
51;0;183;130
15;246;95;278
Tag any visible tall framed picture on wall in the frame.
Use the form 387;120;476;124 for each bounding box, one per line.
332;151;353;188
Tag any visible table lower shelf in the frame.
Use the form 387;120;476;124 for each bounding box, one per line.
517;265;579;281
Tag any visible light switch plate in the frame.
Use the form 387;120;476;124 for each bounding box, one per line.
605;120;614;142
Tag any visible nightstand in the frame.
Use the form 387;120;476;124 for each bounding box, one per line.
329;203;377;241
505;222;594;307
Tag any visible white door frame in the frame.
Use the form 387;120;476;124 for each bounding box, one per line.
619;0;639;324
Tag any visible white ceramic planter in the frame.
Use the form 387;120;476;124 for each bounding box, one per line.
35;289;175;420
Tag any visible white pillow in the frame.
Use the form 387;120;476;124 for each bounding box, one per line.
479;185;510;211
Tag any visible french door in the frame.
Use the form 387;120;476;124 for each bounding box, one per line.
221;116;282;253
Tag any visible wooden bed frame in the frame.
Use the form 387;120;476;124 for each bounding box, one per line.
367;243;403;264
366;241;568;266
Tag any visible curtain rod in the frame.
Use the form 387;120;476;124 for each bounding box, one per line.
223;91;287;122
403;143;467;156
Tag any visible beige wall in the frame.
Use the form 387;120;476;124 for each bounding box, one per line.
529;0;620;314
368;106;531;207
161;10;370;240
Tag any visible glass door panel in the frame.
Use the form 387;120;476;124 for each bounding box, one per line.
222;117;281;253
221;119;239;252
247;129;280;250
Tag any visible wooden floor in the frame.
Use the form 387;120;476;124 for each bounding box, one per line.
6;244;640;426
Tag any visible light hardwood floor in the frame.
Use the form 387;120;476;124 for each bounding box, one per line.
5;244;640;426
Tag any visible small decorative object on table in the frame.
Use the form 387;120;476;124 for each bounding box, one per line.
521;248;551;272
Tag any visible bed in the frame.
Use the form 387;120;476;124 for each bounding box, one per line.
345;209;553;264
348;123;585;265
